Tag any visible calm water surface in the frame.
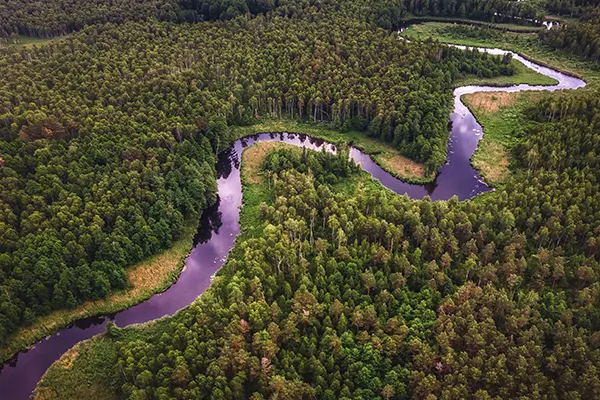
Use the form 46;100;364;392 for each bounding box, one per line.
0;45;585;399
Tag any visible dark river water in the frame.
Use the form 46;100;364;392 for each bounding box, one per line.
0;46;585;399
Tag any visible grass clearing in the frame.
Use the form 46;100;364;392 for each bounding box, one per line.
378;152;426;180
234;120;431;183
242;141;288;185
34;337;120;400
238;141;293;236
402;15;545;32
1;219;199;364
465;92;517;112
463;91;546;185
0;35;66;48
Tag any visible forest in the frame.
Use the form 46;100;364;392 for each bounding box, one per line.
1;0;600;398
0;0;277;38
0;0;516;348
107;88;600;399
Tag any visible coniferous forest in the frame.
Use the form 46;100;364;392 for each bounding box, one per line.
0;0;600;399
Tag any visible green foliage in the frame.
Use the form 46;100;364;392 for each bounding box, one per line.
545;0;600;17
0;0;277;38
109;88;600;398
403;0;545;24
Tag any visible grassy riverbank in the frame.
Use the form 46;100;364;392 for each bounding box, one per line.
462;91;546;186
401;15;547;33
454;57;558;87
0;220;198;364
234;120;432;183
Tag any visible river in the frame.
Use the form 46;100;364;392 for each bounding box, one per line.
0;44;585;399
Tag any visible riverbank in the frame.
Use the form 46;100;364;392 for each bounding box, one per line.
401;21;596;188
463;91;546;186
234;121;433;184
401;16;546;33
454;57;558;87
0;219;198;365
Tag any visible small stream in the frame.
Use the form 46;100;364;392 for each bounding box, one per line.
0;44;585;399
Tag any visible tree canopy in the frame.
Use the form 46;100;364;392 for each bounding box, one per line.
112;89;600;398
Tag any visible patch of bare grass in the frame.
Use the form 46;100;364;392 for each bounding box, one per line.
466;92;516;113
378;153;426;180
243;141;287;184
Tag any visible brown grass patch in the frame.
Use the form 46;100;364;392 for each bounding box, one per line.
464;92;516;113
378;153;426;179
34;381;116;400
243;141;287;184
473;141;510;183
56;344;80;370
32;387;54;400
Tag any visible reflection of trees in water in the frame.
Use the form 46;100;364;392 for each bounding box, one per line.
216;148;237;180
308;135;325;147
193;196;223;245
424;179;438;196
73;315;111;330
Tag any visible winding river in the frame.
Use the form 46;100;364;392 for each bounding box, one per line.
0;44;585;399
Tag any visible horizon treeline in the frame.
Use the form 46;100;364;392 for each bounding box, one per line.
4;0;597;40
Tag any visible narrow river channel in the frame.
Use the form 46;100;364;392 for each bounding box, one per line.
0;44;585;399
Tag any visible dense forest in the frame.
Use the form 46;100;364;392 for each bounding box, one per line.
1;0;584;40
0;1;514;347
0;0;278;38
401;0;542;23
2;0;600;398
111;88;600;399
544;0;600;17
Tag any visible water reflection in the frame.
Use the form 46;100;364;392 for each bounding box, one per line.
193;196;223;246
